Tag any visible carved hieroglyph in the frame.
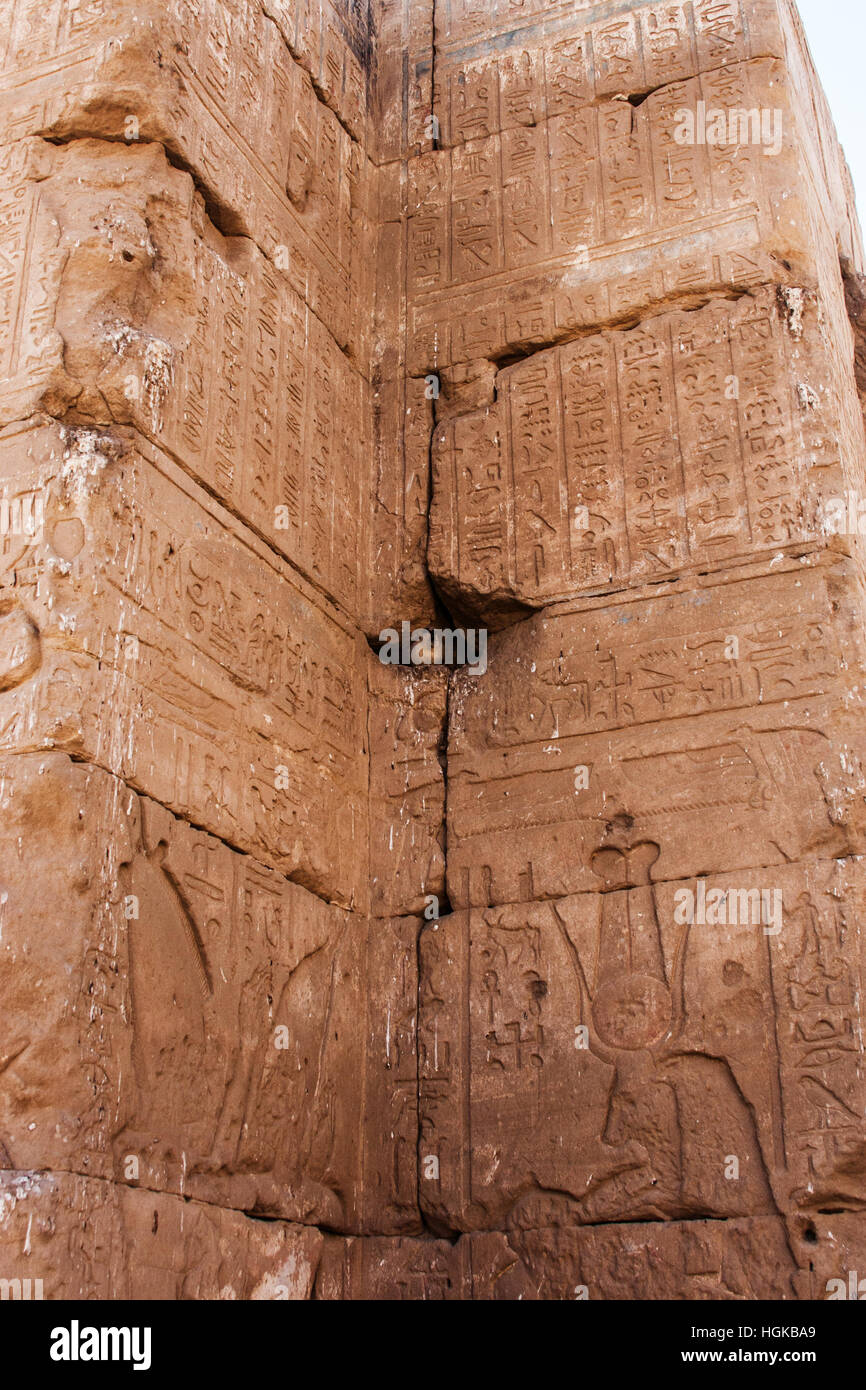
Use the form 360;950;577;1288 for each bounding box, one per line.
1;0;866;1300
429;290;865;621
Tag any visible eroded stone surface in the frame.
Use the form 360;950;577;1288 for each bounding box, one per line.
0;140;371;622
0;751;421;1233
0;419;370;907
1;0;866;1302
0;0;373;353
428;0;788;148
369;661;447;916
316;1213;861;1299
401;58;832;377
446;559;866;907
0;1172;324;1299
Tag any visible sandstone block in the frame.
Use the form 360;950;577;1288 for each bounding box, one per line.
447;559;866;908
316;1212;854;1299
0;1172;323;1299
0;0;373;354
0;415;449;914
0;140;370;623
420;858;866;1232
430;0;787;147
0;419;369;907
429;287;866;622
0;751;420;1233
405;57;832;376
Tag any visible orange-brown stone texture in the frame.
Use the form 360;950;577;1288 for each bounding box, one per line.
0;0;865;1300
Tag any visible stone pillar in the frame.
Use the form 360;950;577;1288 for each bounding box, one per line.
0;0;441;1297
401;0;866;1301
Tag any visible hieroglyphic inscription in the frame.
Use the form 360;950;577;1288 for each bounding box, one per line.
0;0;372;355
0;423;370;908
0;143;369;621
407;59;824;373
445;561;866;907
430;289;847;610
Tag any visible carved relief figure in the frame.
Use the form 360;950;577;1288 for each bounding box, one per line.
551;828;776;1222
115;799;223;1170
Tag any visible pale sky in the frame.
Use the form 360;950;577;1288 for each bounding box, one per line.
797;0;866;219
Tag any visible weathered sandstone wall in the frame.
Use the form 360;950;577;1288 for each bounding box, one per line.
0;0;864;1300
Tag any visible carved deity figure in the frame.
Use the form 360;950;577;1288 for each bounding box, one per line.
553;830;776;1221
